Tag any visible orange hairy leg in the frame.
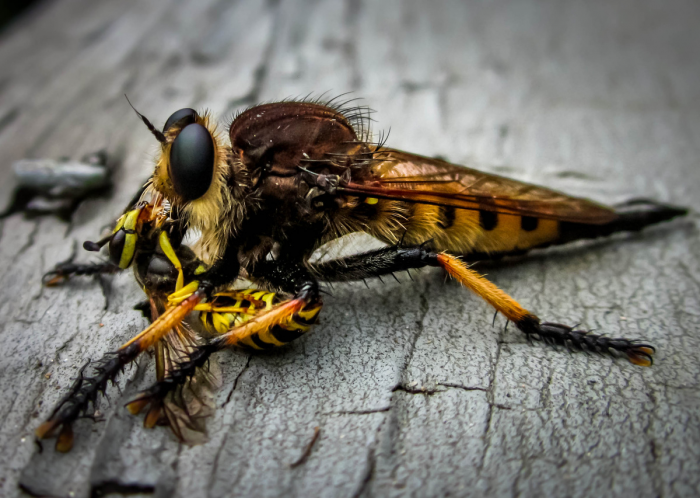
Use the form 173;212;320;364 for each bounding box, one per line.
121;289;203;352
435;253;529;323
212;297;307;347
312;246;655;367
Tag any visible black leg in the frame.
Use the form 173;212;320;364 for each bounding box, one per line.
42;261;120;286
311;246;437;282
311;245;655;366
251;257;321;296
35;342;141;452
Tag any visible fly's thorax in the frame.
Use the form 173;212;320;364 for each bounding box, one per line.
228;102;366;180
144;100;376;264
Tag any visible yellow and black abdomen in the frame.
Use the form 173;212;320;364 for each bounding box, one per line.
356;198;563;256
197;289;322;350
357;198;685;258
339;149;685;258
435;208;561;255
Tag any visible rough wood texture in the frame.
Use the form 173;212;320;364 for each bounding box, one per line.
1;0;698;496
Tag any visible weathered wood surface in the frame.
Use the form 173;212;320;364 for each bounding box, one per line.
0;0;698;496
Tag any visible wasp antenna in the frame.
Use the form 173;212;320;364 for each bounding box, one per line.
124;95;167;144
83;233;113;252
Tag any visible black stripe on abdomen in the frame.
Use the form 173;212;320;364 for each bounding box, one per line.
270;326;306;344
438;206;457;229
479;210;498;231
251;333;275;350
521;216;538;231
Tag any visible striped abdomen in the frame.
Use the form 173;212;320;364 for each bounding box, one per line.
400;203;560;255
353;199;561;255
352;199;684;258
198;289;322;350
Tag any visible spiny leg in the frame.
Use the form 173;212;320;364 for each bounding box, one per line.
36;236;208;451
35;288;208;451
127;294;322;422
312;245;654;366
34;342;142;452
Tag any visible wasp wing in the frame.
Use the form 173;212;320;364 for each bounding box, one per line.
148;296;220;445
342;149;617;225
159;323;220;445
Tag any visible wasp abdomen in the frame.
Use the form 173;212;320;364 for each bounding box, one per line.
198;289;322;350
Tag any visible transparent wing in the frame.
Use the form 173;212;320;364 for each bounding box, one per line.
342;148;617;224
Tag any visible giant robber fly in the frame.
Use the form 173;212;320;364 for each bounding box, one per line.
36;97;687;452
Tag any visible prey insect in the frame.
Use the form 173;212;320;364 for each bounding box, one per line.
37;96;686;452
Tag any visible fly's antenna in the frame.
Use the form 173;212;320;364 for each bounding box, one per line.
125;94;167;144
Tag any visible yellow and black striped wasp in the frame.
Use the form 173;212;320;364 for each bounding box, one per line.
37;97;686;451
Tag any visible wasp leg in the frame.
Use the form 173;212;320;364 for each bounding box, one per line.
126;294;322;424
312;246;654;367
42;261;120;286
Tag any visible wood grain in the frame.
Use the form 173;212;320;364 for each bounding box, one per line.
0;1;697;496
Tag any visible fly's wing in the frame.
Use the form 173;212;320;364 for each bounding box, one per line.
342;148;617;225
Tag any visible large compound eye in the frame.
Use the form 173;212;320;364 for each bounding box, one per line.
163;108;197;132
108;229;126;266
169;123;215;200
108;228;137;269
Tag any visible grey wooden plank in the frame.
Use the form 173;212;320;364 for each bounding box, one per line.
0;0;697;497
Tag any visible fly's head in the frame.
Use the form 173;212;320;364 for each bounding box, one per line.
127;99;244;263
129;103;230;204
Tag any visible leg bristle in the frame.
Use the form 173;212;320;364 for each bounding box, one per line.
517;317;656;367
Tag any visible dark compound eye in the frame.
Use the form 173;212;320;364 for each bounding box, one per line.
108;229;126;266
169;123;215;201
163;108;197;132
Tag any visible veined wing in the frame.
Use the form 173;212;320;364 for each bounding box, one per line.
342;149;617;225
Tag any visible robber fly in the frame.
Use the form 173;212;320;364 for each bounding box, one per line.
36;96;687;452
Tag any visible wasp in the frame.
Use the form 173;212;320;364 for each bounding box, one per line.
36;97;687;452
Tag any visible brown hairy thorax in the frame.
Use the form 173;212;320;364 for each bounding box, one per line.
228;101;373;191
